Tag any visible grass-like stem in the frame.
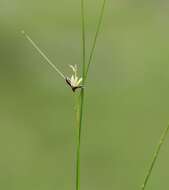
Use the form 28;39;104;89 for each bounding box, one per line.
141;124;169;190
76;0;106;190
76;0;86;189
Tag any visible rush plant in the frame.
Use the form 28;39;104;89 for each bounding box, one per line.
22;1;106;189
22;1;169;190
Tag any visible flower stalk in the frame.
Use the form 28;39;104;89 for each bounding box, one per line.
76;0;106;190
75;0;86;189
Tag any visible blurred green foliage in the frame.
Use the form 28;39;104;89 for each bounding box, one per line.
1;0;169;189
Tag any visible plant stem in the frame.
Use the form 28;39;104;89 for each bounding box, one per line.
85;0;106;81
76;0;86;190
76;1;107;189
76;89;85;190
141;124;169;190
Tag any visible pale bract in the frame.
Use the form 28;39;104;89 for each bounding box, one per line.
65;64;83;92
70;65;82;85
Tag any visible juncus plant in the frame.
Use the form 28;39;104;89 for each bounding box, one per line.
22;1;106;189
22;1;169;190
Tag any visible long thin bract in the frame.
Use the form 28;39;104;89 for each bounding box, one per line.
85;0;106;81
21;30;65;79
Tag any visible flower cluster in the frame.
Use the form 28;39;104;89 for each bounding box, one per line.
65;65;83;92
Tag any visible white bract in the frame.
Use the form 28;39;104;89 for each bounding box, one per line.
69;65;82;87
65;64;83;92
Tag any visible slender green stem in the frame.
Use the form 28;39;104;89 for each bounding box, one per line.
141;124;169;190
84;0;106;81
76;89;84;190
76;1;106;189
21;30;65;79
76;1;86;190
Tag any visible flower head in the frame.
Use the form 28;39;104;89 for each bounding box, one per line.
65;64;83;92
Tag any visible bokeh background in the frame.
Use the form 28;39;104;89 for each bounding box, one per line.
1;0;169;189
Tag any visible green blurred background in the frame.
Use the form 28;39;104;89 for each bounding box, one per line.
1;0;169;189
